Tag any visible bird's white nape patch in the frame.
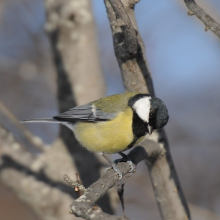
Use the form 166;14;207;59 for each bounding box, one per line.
133;96;152;122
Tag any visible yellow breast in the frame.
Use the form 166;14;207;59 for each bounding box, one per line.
73;108;134;153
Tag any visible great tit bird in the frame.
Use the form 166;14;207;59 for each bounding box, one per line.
22;92;169;178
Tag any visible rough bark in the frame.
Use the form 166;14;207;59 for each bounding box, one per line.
105;0;154;95
104;0;191;220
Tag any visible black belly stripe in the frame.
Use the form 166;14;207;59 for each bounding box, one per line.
125;111;149;150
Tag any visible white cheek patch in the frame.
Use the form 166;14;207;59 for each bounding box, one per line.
133;97;151;122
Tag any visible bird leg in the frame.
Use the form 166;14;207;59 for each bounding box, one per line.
102;153;123;180
118;152;136;174
101;152;136;180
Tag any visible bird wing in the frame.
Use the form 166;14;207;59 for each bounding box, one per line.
54;92;140;123
53;103;117;122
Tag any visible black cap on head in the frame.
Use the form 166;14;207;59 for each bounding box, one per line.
149;97;169;129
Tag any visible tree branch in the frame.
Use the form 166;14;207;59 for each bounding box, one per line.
108;0;138;56
45;0;113;214
104;0;191;219
70;145;160;220
105;0;154;95
184;0;220;38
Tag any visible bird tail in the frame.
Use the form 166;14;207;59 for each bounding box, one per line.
20;117;60;124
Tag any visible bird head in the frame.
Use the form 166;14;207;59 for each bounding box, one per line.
129;94;169;134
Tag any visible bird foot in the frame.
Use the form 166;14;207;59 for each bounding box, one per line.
126;160;137;173
112;163;123;180
103;163;123;180
118;152;136;178
102;153;123;180
102;152;136;180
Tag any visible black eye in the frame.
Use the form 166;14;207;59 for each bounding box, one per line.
149;112;154;118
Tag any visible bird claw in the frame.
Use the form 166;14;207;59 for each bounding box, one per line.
101;153;136;180
118;152;136;178
112;163;123;180
126;160;137;173
103;163;123;180
123;161;136;178
111;160;136;180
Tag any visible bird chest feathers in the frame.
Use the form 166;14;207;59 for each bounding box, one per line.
73;108;134;153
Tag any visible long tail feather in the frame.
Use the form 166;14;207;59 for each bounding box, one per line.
20;117;60;123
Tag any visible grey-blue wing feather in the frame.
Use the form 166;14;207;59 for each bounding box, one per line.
53;103;116;122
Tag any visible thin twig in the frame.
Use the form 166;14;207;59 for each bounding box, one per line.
184;0;220;38
63;173;86;196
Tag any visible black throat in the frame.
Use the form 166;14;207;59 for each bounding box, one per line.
132;111;149;139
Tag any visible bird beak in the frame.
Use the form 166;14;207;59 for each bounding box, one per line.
148;125;153;135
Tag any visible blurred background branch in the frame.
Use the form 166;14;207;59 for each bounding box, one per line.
0;99;46;152
0;0;113;219
44;0;113;214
